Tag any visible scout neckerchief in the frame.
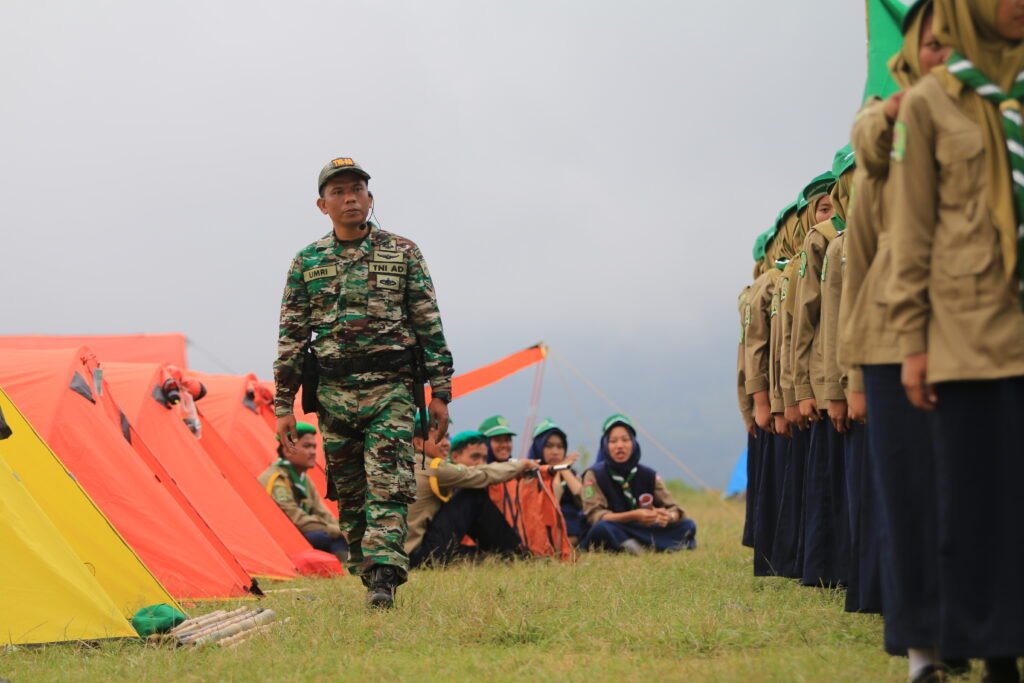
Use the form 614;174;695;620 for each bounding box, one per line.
946;51;1024;302
275;459;312;513
609;466;639;509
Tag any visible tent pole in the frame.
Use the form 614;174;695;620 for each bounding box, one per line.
518;349;548;460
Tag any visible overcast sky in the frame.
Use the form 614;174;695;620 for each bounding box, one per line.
1;1;867;486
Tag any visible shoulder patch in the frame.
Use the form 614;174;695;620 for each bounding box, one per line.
821;254;829;282
799;251;808;278
892;121;907;163
780;276;789;302
583;484;595;499
303;265;338;282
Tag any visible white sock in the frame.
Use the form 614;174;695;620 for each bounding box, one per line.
907;648;939;679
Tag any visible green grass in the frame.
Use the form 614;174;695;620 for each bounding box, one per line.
2;487;913;682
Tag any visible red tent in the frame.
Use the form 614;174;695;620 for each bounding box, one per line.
0;334;188;367
0;348;253;598
102;362;299;580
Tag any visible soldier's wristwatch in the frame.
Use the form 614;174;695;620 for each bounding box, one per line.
432;392;452;405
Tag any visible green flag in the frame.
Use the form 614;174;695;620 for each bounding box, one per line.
863;0;909;102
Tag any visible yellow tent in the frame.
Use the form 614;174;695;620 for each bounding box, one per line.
0;444;136;644
0;386;178;618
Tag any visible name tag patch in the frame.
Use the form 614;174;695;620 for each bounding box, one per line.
303;265;338;282
370;262;407;276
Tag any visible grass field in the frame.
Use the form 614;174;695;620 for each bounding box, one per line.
2;487;916;682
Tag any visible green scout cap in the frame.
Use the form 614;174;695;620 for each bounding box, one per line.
775;200;799;230
532;418;564;439
450;430;485;452
901;0;928;34
131;603;187;637
479;415;516;438
832;144;856;178
798;170;837;209
318;157;371;194
275;421;317;442
752;228;774;262
602;413;636;435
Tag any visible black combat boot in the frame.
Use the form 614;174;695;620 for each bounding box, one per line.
365;565;399;609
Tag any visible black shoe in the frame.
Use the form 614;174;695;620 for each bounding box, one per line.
982;658;1020;683
366;565;399;610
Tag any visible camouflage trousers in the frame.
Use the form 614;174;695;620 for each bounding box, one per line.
317;379;416;584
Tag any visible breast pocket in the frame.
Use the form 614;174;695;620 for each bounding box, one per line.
307;278;341;327
367;281;405;321
936;130;985;214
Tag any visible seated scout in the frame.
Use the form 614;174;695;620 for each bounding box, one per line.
480;414;515;462
529;418;588;544
406;429;537;568
259;421;348;560
579;414;697;554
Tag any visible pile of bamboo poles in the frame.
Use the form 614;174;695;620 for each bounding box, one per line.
155;607;285;647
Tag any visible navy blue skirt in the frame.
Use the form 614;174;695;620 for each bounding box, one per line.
770;428;808;579
742;431;758;548
752;428;780;576
801;417;849;587
930;376;1024;659
843;421;882;613
864;364;939;655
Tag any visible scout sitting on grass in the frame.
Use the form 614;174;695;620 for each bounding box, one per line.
259;421;348;560
406;427;537;568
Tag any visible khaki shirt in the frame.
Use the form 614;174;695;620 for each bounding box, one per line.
405;459;523;554
768;284;784;413
743;269;782;395
840;102;902;370
737;286;755;427
889;73;1024;381
580;470;684;528
258;464;340;536
820;232;847;402
792;223;839;402
779;259;801;407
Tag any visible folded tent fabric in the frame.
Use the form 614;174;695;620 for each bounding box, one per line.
0;450;138;645
0;347;252;599
0;386;178;617
103;362;299;580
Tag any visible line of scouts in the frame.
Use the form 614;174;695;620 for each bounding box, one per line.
739;1;1024;681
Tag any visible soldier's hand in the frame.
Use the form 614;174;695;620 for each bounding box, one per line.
902;353;937;411
848;391;868;424
276;415;298;450
428;398;449;444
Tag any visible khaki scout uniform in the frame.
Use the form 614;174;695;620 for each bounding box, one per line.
737;286;755;429
820;232;849;403
259;463;342;536
405;459;523;555
579;472;684;528
744;268;784;400
274;217;454;581
839;100;901;378
888;73;1024;381
779;257;803;408
792;221;840;404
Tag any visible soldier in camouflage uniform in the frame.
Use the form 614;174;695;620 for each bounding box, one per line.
274;157;453;609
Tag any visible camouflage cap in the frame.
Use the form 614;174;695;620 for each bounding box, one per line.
479;415;516;438
318;157;371;193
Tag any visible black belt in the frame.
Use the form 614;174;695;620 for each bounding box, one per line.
318;349;414;379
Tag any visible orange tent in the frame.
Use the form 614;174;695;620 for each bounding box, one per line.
0;334;188;367
102;362;299;580
192;410;343;577
0;348;253;599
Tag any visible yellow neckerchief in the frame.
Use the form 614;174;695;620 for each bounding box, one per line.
428;457;452;502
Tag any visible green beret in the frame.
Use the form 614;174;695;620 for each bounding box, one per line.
602;413;636;435
276;421;317;442
479;415;516;438
832;144;856;178
450;430;485;452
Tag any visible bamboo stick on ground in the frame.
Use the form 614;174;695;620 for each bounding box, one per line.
190;610;276;647
179;609;263;645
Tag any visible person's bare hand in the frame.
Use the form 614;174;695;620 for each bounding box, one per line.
634;508;659;527
785;404;805;431
428;398;449;443
745;420;756;437
755;403;773;431
276;415;298;450
518;460;539;474
566;451;580;466
653;508;673;527
848;391;868;424
799;398;820;423
828;399;850;434
773;414;791;438
883;91;906;123
902;353;937;411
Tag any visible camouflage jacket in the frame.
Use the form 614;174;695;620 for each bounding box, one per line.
274;223;454;416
